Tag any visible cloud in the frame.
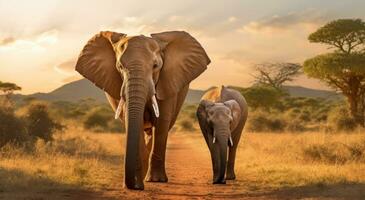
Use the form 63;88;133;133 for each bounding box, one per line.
227;16;237;23
54;58;77;75
240;9;332;33
0;29;59;53
106;14;240;39
0;37;16;45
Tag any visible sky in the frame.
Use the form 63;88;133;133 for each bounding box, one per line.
0;0;364;94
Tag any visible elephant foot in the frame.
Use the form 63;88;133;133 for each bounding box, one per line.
125;180;144;190
213;174;226;184
128;183;144;190
145;169;168;182
226;163;236;180
213;179;226;184
226;173;236;180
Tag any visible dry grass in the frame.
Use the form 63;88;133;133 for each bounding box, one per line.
235;132;365;192
1;125;365;199
0;125;124;199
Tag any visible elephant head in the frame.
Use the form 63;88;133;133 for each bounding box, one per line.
197;99;241;184
75;31;210;189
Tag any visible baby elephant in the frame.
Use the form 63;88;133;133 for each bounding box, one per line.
197;86;248;184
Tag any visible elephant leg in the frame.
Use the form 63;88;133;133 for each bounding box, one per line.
226;146;237;180
145;117;170;182
141;128;153;179
140;130;151;180
145;129;153;154
145;86;188;182
226;126;244;180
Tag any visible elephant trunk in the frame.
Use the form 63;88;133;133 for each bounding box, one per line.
124;68;147;190
212;128;228;184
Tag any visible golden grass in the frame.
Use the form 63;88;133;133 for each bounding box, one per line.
1;125;365;199
0;125;124;199
235;132;365;191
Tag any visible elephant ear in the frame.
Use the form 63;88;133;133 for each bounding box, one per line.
224;100;241;131
151;31;211;100
197;100;214;146
75;31;126;100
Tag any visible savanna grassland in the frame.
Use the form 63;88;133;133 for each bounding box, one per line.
1;93;365;199
1;124;365;199
0;126;125;199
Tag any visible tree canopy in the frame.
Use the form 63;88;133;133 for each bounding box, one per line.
253;62;301;90
0;81;21;94
308;19;365;54
304;19;365;126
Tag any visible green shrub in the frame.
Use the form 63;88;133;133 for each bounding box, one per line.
83;106;123;133
107;119;124;133
327;106;358;132
24;103;63;142
235;85;284;110
246;111;286;132
0;106;27;147
84;107;110;130
178;119;195;131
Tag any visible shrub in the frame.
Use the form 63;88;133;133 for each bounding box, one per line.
0;106;27;147
24;103;63;142
246;111;286;132
327;106;358;132
236;85;284;110
303;141;365;164
179;119;195;131
107;119;124;133
84;108;109;130
286;119;306;132
83;106;123;133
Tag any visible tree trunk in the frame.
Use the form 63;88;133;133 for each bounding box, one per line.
347;94;364;127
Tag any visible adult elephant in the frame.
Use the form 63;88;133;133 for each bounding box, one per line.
74;31;210;190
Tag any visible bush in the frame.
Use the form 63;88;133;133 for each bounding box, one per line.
0;106;27;147
286;119;306;132
327;106;358;132
246;111;286;132
84;108;109;130
303;141;365;164
235;85;284;110
23;103;63;142
83;106;123;133
179;119;195;131
107;119;124;133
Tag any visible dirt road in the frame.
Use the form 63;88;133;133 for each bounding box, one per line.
82;133;264;200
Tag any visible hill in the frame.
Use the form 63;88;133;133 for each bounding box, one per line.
13;79;205;104
282;85;340;99
12;79;341;104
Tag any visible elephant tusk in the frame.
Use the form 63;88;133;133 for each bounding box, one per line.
115;99;124;119
115;86;125;120
152;95;159;118
213;136;216;144
228;136;233;147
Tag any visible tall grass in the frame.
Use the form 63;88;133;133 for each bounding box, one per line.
0;125;124;197
235;132;365;190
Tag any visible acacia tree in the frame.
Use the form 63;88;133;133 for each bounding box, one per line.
303;19;365;126
0;81;21;105
253;62;301;90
